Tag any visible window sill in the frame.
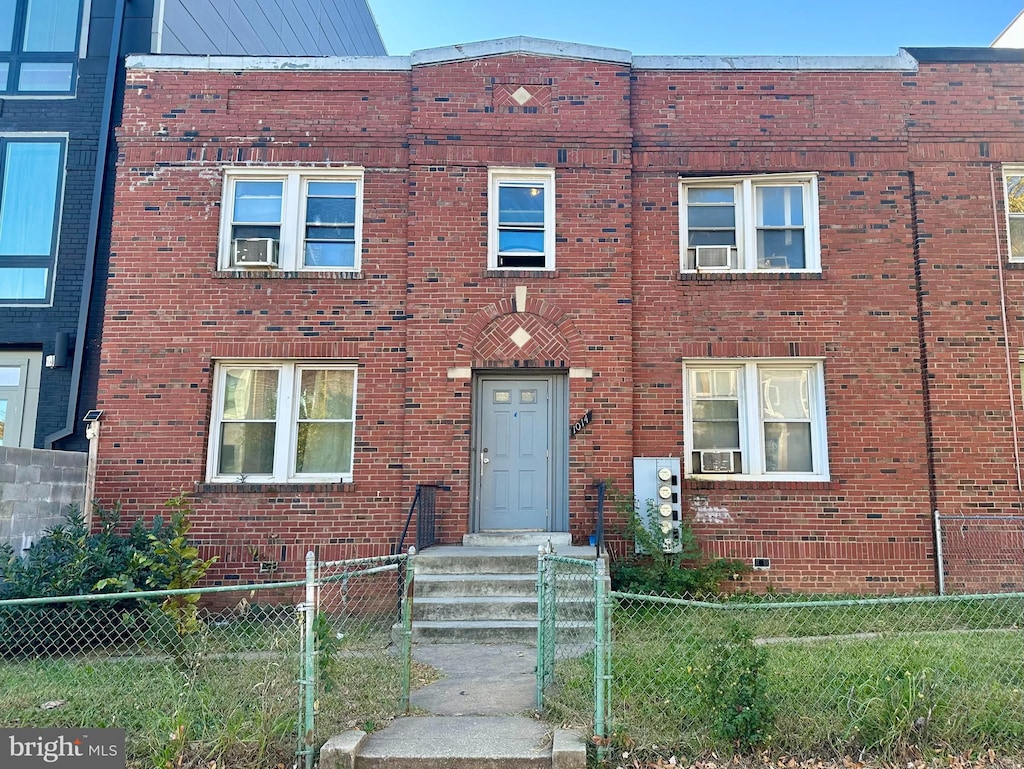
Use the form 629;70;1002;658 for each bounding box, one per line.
195;481;356;495
683;477;837;491
483;269;559;279
213;270;364;280
1004;261;1024;269
679;271;823;282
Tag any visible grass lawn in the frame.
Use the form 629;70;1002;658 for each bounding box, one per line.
547;597;1024;764
0;610;430;769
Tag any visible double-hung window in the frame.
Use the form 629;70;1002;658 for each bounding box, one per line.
1005;165;1024;260
488;167;555;270
1;0;83;94
684;360;829;481
219;168;363;271
680;173;821;273
209;362;357;483
0;135;65;303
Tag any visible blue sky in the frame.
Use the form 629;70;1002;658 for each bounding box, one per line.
368;1;1023;57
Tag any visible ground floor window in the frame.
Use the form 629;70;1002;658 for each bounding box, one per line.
207;361;356;483
683;359;829;481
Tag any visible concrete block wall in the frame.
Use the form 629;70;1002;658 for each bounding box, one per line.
0;447;87;556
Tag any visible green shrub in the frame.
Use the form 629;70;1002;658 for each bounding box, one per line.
606;484;747;598
699;620;775;753
0;497;214;659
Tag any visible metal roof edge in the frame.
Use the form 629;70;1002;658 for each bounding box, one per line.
633;50;918;71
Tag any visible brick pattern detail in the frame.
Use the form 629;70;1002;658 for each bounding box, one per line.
492;82;553;112
93;52;1024;594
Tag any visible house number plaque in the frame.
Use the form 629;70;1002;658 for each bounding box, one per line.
570;410;593;437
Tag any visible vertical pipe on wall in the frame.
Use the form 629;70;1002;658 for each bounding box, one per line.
45;0;127;448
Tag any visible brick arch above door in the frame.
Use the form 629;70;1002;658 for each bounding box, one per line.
455;294;588;370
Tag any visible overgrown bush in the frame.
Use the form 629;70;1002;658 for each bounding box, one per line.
698;620;775;753
607;484;747;598
0;497;215;658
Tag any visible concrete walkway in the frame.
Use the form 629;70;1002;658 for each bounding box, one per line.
410;642;537;715
319;643;587;769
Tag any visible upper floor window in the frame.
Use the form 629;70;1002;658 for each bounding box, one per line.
0;136;65;303
488;167;555;270
219;168;363;272
683;359;829;481
208;361;357;483
680;173;821;273
1005;165;1023;260
1;0;83;94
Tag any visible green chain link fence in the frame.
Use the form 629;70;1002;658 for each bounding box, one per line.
0;552;412;769
537;554;1024;764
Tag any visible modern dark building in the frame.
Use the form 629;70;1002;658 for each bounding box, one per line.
0;0;385;451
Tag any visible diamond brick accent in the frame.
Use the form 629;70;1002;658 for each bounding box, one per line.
511;86;533;106
510;327;532;348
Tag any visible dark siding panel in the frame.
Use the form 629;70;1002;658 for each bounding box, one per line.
160;0;385;55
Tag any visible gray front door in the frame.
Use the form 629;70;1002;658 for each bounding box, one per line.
476;377;551;530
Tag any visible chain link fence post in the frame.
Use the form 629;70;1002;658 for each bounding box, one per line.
536;545;548;710
298;550;317;769
400;547;416;714
594;556;611;762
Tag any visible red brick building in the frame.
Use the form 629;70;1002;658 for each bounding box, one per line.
93;40;1024;593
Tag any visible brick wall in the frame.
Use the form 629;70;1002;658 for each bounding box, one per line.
93;48;1024;593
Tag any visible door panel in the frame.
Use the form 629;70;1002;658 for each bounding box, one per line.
478;378;550;530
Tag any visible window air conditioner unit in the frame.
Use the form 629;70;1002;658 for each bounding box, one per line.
699;450;735;473
232;238;279;267
695;245;731;270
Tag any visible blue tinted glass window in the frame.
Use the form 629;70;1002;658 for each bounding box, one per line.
0;267;47;299
0;141;61;256
0;0;14;51
1;0;81;93
0;139;62;302
17;61;72;91
233;181;283;223
22;0;78;51
498;230;544;254
499;184;544;225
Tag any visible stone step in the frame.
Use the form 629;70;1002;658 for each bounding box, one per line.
414;572;537;598
411;619;595;645
414;596;595;622
463;532;573;548
413;550;541;575
321;717;586;769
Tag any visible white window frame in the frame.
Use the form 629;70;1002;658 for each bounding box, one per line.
679;173;821;273
683;359;829;481
207;360;357;483
1004;164;1024;262
218;167;364;272
487;167;556;271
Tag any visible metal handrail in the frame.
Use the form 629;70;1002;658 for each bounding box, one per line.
593;479;607;557
395;484;450;555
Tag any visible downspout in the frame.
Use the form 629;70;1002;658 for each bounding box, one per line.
909;171;941;588
45;0;128;448
990;168;1024;499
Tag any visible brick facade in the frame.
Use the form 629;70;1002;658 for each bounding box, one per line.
94;43;1024;593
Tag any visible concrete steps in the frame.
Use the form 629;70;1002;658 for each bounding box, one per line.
409;534;599;645
320;717;586;769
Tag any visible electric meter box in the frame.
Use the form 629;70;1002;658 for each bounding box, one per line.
632;457;682;554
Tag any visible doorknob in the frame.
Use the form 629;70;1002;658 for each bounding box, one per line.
480;447;489;474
